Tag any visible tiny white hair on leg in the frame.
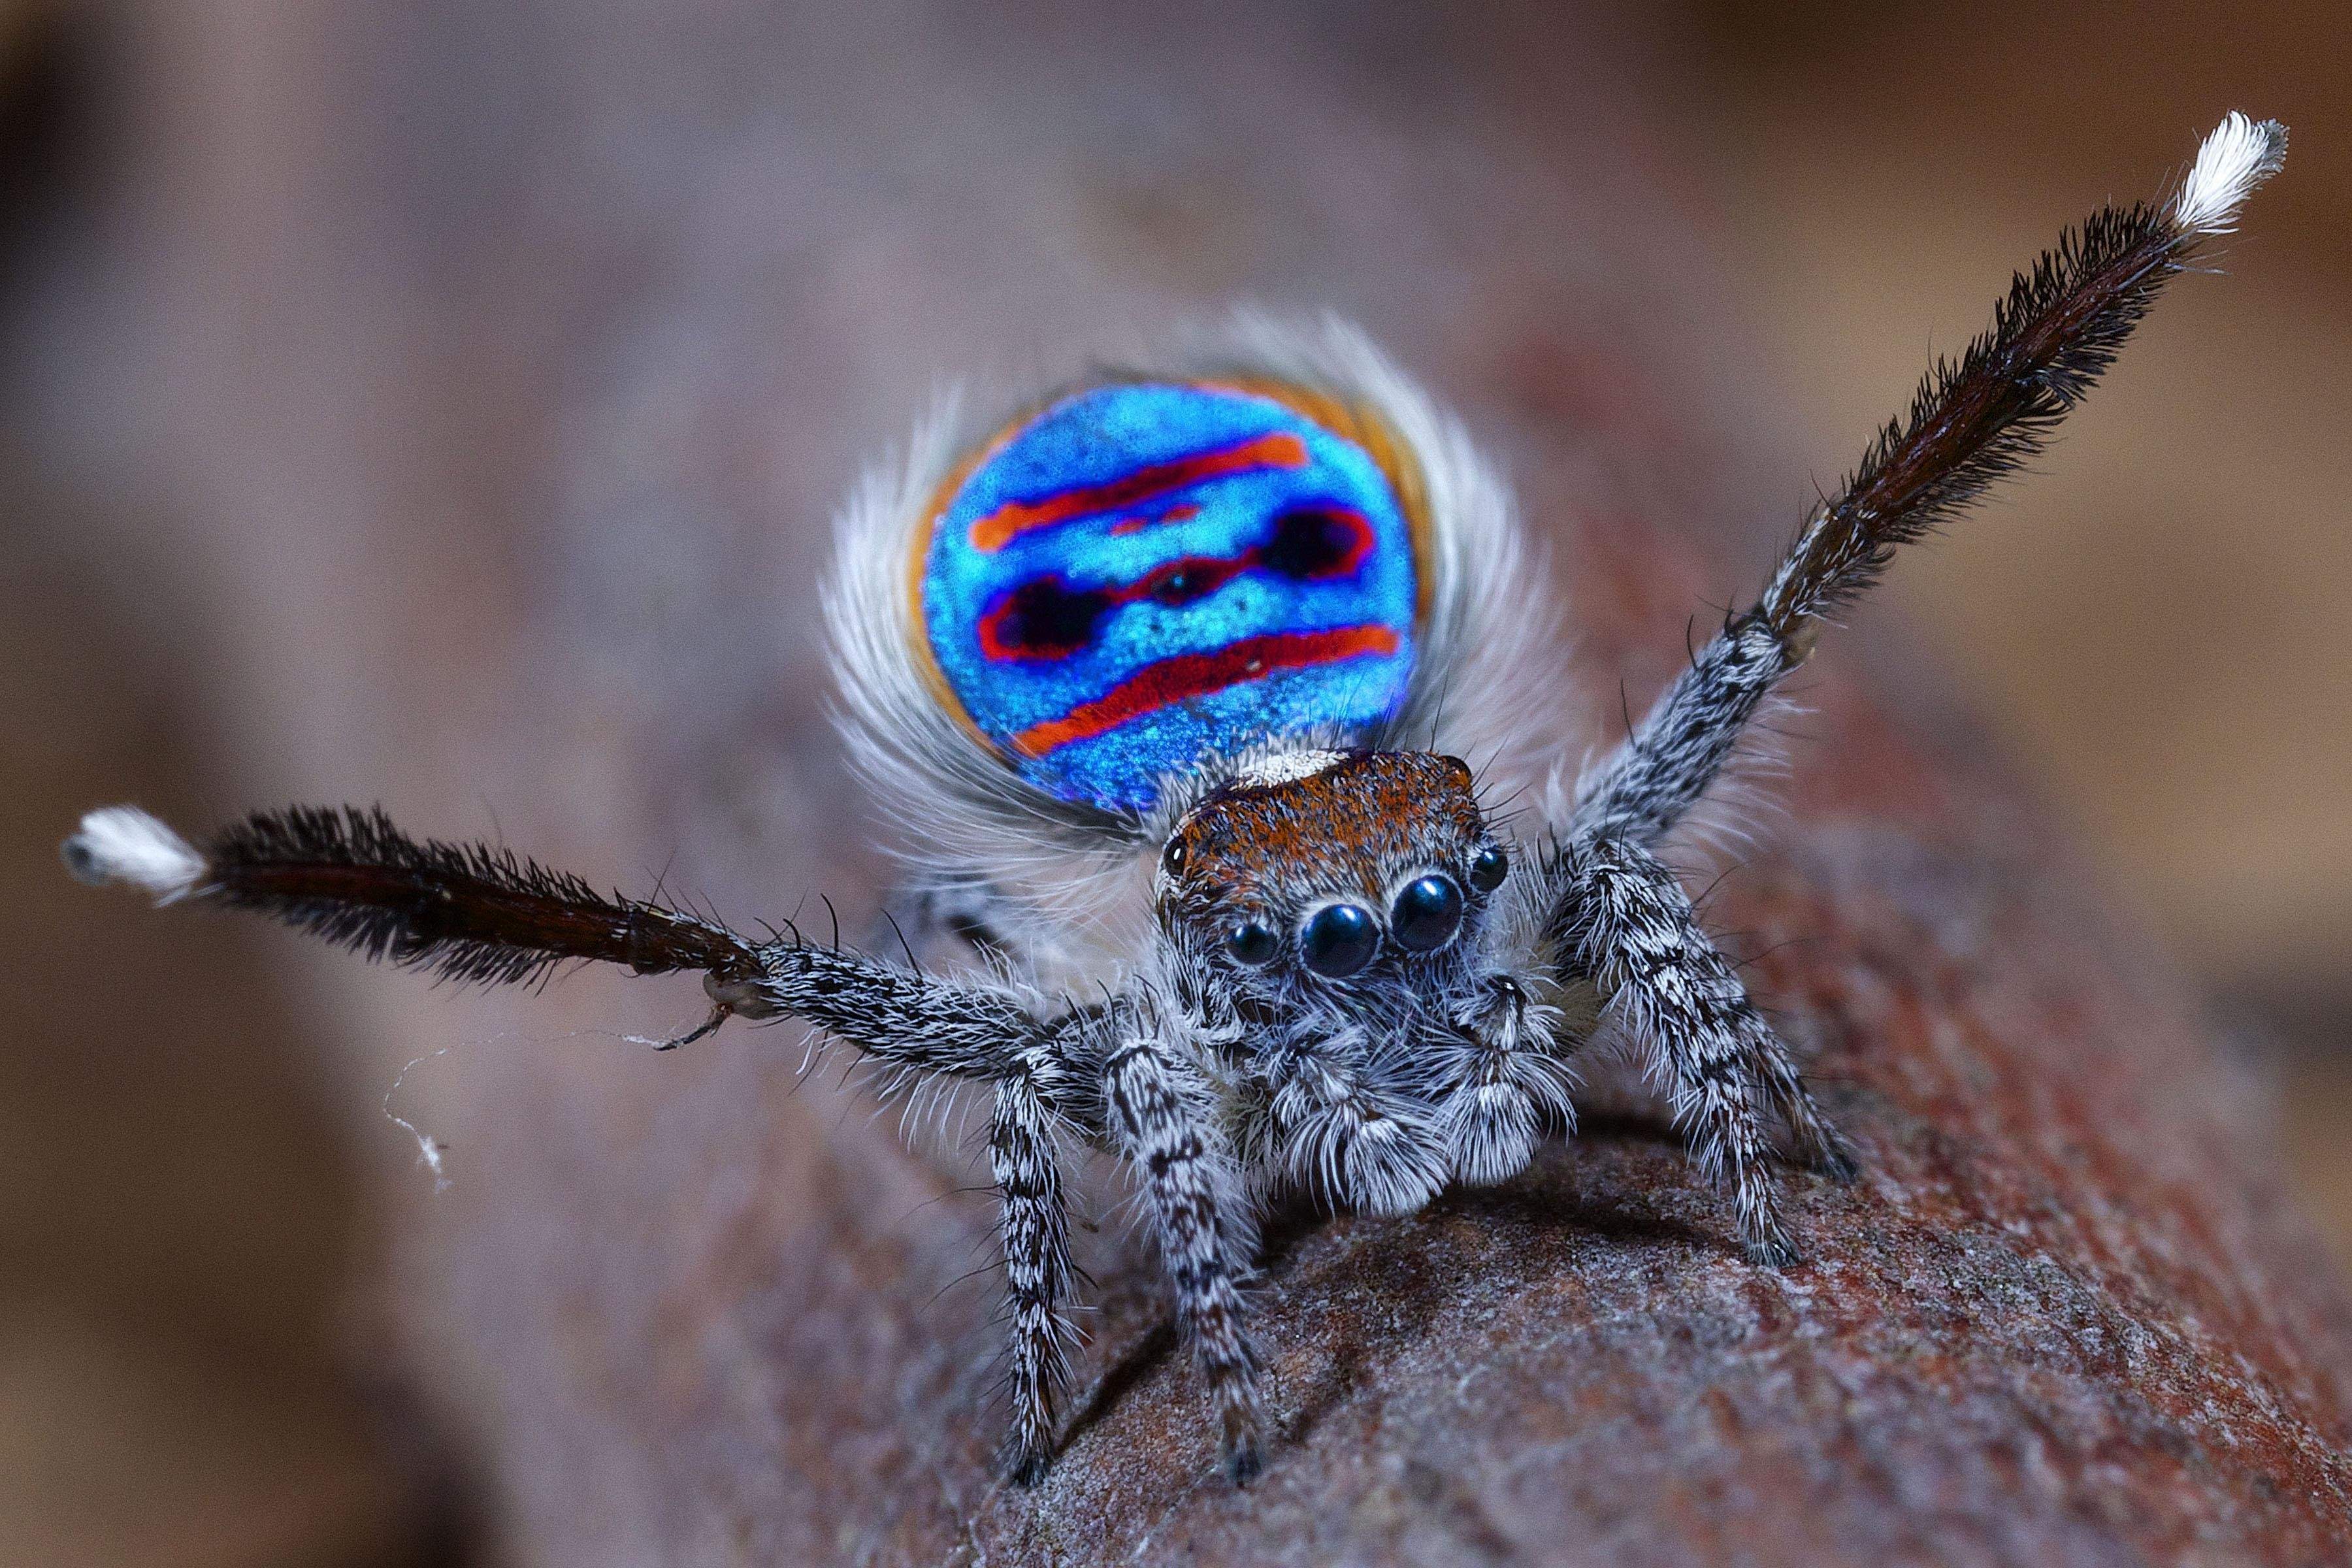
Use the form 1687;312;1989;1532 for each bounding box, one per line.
2172;112;2289;238
61;806;207;902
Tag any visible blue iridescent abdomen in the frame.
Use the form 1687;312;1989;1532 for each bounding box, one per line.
917;382;1424;813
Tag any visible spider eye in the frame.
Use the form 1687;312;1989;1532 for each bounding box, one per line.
1390;874;1464;952
1469;844;1509;893
1298;903;1379;978
1225;919;1278;966
1162;838;1188;875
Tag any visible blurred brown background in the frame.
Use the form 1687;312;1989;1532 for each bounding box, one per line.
2;2;2344;1563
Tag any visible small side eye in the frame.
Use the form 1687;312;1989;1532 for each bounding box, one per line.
1299;904;1379;978
1469;844;1509;893
1226;919;1279;966
1162;838;1188;875
1390;874;1464;952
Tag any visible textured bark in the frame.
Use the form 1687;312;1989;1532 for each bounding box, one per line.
17;3;2351;1564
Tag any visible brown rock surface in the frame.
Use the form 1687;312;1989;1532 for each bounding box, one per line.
9;4;2349;1564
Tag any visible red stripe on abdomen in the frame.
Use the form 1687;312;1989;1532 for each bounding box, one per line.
1009;625;1401;757
975;506;1377;664
969;432;1307;553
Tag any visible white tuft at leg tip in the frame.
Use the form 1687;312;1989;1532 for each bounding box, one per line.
2172;112;2289;237
62;806;208;902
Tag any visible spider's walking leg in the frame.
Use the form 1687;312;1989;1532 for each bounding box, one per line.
990;1035;1076;1484
1550;830;1852;1264
1102;1014;1264;1481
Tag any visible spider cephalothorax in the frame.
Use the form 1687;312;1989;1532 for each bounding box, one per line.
1158;749;1496;982
65;116;2287;1488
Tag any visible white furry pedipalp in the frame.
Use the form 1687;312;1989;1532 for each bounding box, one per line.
61;806;208;901
2172;112;2289;238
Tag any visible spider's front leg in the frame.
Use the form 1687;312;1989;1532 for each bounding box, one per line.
1546;831;1852;1265
1101;1000;1266;1482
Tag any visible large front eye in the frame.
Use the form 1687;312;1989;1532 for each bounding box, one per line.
1390;874;1464;952
1299;903;1379;978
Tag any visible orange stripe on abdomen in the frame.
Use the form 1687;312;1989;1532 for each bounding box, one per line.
1009;625;1401;757
968;432;1307;553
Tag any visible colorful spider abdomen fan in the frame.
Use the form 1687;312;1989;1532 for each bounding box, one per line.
917;382;1426;813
